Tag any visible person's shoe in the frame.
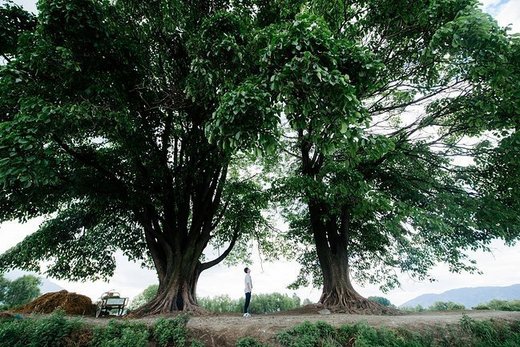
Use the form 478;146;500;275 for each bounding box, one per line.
243;313;248;317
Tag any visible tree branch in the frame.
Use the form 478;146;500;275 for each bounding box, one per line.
199;228;239;271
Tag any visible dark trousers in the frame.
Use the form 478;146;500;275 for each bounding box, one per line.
244;292;251;313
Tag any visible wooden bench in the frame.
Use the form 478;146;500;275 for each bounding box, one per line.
96;293;128;317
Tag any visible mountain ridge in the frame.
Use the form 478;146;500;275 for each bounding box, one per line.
400;284;520;308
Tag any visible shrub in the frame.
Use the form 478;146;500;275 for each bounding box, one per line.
400;304;425;312
128;284;159;310
0;310;83;347
429;301;465;311
198;295;241;313
236;336;268;347
90;320;149;347
153;314;190;347
367;296;392;307
277;321;340;347
460;314;520;346
473;300;520;311
198;293;302;314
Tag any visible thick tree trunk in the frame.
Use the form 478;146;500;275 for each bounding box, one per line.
130;258;206;316
308;201;395;315
317;247;390;314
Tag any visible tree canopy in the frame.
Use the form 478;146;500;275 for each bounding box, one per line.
205;0;520;310
0;0;273;314
0;0;519;314
0;274;41;309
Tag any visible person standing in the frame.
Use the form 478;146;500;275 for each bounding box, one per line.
243;267;252;317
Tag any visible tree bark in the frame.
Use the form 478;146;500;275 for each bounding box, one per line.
300;136;393;314
132;260;204;315
308;202;395;314
129;141;230;316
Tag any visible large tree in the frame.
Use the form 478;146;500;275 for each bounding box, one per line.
0;0;272;314
0;274;41;308
207;0;520;312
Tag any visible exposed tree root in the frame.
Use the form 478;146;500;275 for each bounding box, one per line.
319;290;401;315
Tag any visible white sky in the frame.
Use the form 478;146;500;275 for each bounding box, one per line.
1;0;519;307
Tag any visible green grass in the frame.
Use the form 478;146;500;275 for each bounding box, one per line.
271;317;520;347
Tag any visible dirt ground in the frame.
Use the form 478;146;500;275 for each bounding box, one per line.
80;309;520;347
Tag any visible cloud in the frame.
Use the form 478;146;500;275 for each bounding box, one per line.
493;0;520;32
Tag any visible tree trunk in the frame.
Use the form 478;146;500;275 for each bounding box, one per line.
308;201;394;314
130;258;206;316
317;245;389;314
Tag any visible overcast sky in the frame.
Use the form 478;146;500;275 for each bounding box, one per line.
1;0;519;306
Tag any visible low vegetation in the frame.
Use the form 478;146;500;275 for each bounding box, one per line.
0;311;203;347
401;301;466;312
271;318;520;347
129;285;304;314
1;310;519;346
402;299;520;313
473;300;520;311
198;293;302;314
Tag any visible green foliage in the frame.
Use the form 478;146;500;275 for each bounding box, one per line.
0;310;84;347
236;337;268;347
276;319;520;347
0;1;36;58
153;315;190;347
0;0;279;311
401;302;465;312
0;274;40;308
197;293;302;314
197;295;241;313
473;300;520;311
367;296;392;307
90;320;149;347
400;305;426;313
1;313;520;346
460;314;520;347
128;284;158;310
429;301;466;311
277;321;338;347
1;0;520;311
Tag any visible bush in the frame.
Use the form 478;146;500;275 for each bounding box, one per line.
0;310;83;347
473;300;520;311
276;318;520;347
153;315;190;347
277;321;339;347
367;296;392;307
429;301;465;311
198;292;302;314
198;295;241;313
90;320;149;347
128;284;159;310
236;336;268;347
460;314;520;346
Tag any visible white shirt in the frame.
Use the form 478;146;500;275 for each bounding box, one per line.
244;273;252;293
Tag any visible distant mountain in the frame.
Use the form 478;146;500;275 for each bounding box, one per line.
400;284;520;309
4;270;64;294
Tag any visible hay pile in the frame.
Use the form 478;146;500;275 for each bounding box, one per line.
14;290;96;316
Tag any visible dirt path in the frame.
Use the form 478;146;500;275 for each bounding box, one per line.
80;310;520;346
